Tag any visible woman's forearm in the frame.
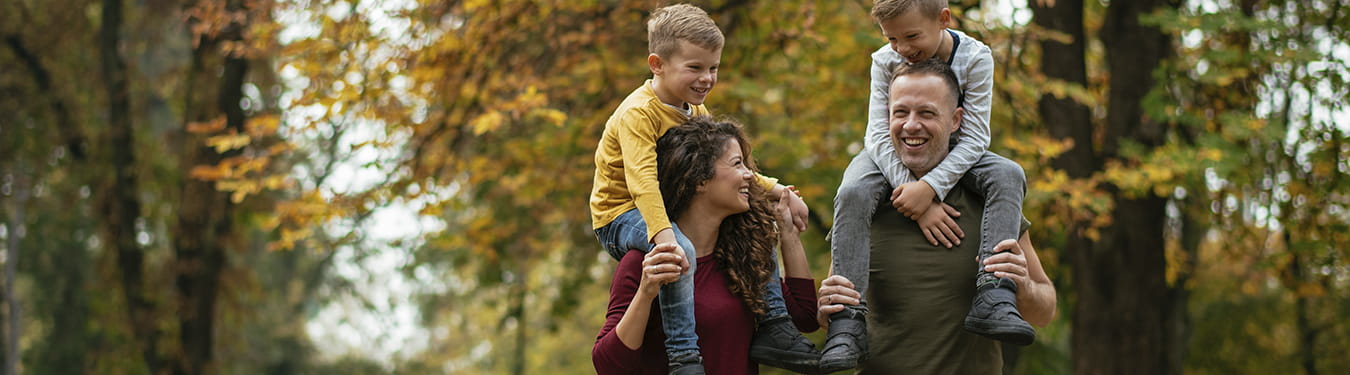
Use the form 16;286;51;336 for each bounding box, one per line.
779;231;811;279
614;290;656;349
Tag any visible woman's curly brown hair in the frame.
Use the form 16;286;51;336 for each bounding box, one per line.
656;116;779;316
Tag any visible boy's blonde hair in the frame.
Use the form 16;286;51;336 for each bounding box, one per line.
871;0;947;22
647;4;724;58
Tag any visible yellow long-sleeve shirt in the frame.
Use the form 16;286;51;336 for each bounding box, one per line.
590;80;778;242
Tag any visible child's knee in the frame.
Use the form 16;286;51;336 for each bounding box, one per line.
987;157;1026;187
834;179;885;207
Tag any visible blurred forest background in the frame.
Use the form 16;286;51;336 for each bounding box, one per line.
1;0;1347;374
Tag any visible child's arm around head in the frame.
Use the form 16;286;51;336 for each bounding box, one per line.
915;34;994;201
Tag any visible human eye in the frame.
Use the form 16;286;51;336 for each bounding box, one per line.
906;34;919;39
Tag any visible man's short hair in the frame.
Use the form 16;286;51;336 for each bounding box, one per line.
871;0;947;22
648;4;724;59
890;58;964;109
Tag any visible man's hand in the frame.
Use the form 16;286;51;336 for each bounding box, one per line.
980;239;1030;287
891;180;937;219
816;275;862;328
919;203;963;248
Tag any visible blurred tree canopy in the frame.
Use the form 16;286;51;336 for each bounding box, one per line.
0;0;1346;374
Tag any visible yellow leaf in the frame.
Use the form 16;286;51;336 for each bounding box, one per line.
470;111;505;135
263;175;289;190
1247;118;1266;131
191;164;228;181
207;132;252;152
515;86;547;108
246;115;281;137
1199;148;1224;161
533;108;568;126
188;117;227;134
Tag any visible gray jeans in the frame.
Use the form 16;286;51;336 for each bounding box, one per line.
830;151;1026;298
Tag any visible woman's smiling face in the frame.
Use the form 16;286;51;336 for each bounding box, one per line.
699;138;754;215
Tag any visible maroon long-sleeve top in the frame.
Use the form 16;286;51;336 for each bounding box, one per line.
592;250;820;374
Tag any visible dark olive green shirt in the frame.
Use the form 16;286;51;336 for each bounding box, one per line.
861;185;1030;374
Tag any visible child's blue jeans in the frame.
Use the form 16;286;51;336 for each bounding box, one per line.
597;208;790;361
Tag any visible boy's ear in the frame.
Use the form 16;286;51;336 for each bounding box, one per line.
939;8;951;28
648;53;664;76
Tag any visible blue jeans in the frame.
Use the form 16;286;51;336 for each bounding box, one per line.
597;208;790;360
830;151;1026;297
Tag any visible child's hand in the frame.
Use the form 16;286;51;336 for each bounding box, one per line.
786;186;809;232
918;203;963;248
775;189;800;237
891;181;937;219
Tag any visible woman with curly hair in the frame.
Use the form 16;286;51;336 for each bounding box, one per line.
593;116;821;374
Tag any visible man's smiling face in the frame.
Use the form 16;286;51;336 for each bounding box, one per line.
888;73;963;177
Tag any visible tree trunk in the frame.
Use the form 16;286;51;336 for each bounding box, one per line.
1286;231;1318;375
101;0;162;373
4;35;86;161
1071;0;1179;374
1030;0;1095;177
173;0;249;372
511;277;527;375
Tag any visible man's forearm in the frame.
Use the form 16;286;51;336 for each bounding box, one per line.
1016;233;1057;327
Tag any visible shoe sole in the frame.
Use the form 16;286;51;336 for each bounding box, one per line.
749;346;821;374
819;357;859;374
963;316;1035;346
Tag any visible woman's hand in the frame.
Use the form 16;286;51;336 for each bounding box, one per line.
816;275;862;327
637;243;687;300
775;188;813;279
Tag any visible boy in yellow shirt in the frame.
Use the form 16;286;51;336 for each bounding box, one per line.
590;4;817;374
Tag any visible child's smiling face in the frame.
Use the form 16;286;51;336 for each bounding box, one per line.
651;41;721;107
878;8;951;63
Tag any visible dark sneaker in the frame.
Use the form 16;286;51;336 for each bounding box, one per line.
963;278;1035;346
748;316;821;374
819;307;867;373
667;354;705;375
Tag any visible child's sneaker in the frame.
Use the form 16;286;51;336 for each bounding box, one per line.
963;277;1035;346
819;306;867;373
748;316;820;373
667;354;705;375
